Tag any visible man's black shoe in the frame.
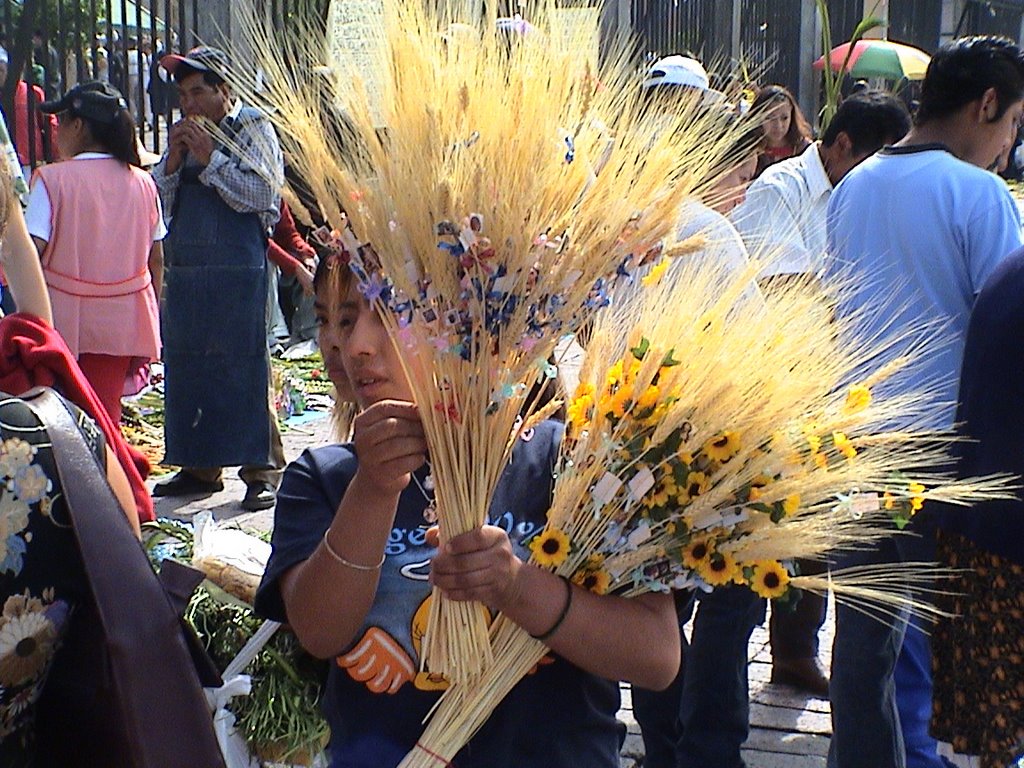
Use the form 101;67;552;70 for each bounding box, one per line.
152;471;224;497
241;481;277;511
770;657;830;698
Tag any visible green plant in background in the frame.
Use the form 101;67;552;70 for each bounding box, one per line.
144;520;330;765
816;0;885;132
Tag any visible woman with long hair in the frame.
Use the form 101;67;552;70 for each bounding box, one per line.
24;81;163;424
751;84;813;176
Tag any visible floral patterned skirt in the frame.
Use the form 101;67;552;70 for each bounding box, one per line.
931;530;1024;768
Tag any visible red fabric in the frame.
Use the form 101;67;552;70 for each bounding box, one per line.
266;201;315;275
77;353;133;425
0;313;154;522
14;81;58;167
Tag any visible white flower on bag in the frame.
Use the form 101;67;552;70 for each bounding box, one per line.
0;596;56;687
0;492;31;576
0;440;34;479
11;465;50;505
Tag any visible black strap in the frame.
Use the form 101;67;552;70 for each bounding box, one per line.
24;387;224;768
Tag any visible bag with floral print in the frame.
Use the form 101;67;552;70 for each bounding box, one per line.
24;388;225;767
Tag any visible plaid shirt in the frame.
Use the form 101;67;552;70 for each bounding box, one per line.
152;100;283;233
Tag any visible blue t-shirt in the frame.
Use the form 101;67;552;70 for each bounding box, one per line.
826;144;1023;429
255;421;623;768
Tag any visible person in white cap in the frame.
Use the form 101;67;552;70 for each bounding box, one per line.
642;54;711;91
632;57;768;768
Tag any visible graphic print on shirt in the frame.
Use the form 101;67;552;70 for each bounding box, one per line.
335;510;546;695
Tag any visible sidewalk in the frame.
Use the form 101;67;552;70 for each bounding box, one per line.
151;410;832;767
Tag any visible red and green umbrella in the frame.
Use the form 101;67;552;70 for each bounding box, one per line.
813;39;931;81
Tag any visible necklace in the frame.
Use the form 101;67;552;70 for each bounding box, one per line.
411;464;437;523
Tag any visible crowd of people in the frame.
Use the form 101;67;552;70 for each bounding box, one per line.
0;18;1018;768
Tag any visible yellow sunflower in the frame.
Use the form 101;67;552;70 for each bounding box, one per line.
698;550;741;586
748;475;772;503
783;494;801;516
636;384;661;413
681;536;714;570
844;384;872;415
529;527;571;568
605;359;626;388
750;560;791;599
572;568;612;595
832;431;857;461
647;474;678;508
566;382;596;433
598;386;631;420
704;431;741;463
677;471;709;504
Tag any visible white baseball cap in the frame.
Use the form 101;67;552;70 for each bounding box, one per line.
642;55;710;91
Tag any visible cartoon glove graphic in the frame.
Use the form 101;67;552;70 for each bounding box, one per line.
338;626;416;694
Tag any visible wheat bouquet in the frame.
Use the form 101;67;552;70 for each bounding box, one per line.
395;252;1008;766
228;0;747;683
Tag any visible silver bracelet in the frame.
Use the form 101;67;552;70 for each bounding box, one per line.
321;530;385;571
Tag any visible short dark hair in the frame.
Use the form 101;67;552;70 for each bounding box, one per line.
916;36;1024;125
822;90;911;155
173;63;225;89
705;115;764;181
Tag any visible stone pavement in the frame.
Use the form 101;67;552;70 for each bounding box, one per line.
151;410;832;768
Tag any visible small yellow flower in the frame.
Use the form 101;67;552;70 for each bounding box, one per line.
572;568;612;595
844;384;872;415
682;536;713;570
677;471;709;504
750;561;790;599
678;451;694;465
566;383;595;432
704;431;741;463
883;492;895;511
812;452;829;471
783;494;800;516
606;360;626;388
908;481;926;512
636;384;661;413
598;386;631;419
748;475;772;502
530;528;571;568
698;551;740;586
647;474;678;508
832;431;857;460
806;432;822;454
641;259;670;287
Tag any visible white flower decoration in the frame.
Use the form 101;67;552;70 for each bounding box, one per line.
0;440;34;480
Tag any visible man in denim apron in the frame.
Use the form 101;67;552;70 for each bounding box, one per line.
151;46;285;511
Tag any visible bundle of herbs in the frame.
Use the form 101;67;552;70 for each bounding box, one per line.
144;520;329;765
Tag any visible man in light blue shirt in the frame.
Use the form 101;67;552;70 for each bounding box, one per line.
825;36;1024;768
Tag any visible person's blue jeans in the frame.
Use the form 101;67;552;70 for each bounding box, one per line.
633;585;765;768
897;618;953;768
828;527;939;768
